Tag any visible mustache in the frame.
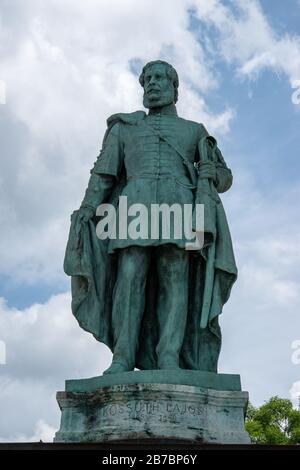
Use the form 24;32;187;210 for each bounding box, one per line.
146;87;160;92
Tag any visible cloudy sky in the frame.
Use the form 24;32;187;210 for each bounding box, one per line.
0;0;300;442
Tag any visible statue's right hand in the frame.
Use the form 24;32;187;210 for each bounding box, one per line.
77;205;95;224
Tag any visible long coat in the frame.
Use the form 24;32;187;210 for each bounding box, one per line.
64;110;237;372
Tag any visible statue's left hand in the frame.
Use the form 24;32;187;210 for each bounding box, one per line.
198;161;216;181
77;205;95;224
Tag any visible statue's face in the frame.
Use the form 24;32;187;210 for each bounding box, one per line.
143;63;175;109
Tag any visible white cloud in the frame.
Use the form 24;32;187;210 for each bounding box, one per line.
0;376;58;442
0;292;112;380
0;292;112;440
193;0;300;82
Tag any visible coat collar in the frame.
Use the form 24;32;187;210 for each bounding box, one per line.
148;103;178;116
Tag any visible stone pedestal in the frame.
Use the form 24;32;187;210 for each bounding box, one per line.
54;370;250;444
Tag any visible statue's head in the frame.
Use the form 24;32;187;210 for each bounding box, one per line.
139;60;179;109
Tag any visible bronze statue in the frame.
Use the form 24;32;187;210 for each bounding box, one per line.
64;60;237;375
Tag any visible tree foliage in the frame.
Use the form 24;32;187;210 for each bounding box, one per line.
245;396;300;444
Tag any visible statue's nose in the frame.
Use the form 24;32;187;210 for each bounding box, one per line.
149;76;157;85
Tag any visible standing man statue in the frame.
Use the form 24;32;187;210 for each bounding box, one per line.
64;60;237;375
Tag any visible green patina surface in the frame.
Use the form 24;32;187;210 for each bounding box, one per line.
56;61;249;444
55;382;250;444
64;60;237;376
66;370;241;393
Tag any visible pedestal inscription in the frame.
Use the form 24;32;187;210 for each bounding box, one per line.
54;381;250;444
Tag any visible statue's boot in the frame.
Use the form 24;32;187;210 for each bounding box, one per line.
103;360;131;375
158;360;181;370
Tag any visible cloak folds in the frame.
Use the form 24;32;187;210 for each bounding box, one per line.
64;112;238;372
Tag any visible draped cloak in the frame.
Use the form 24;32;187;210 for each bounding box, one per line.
64;110;237;372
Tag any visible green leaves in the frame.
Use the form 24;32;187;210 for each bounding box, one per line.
246;396;300;444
